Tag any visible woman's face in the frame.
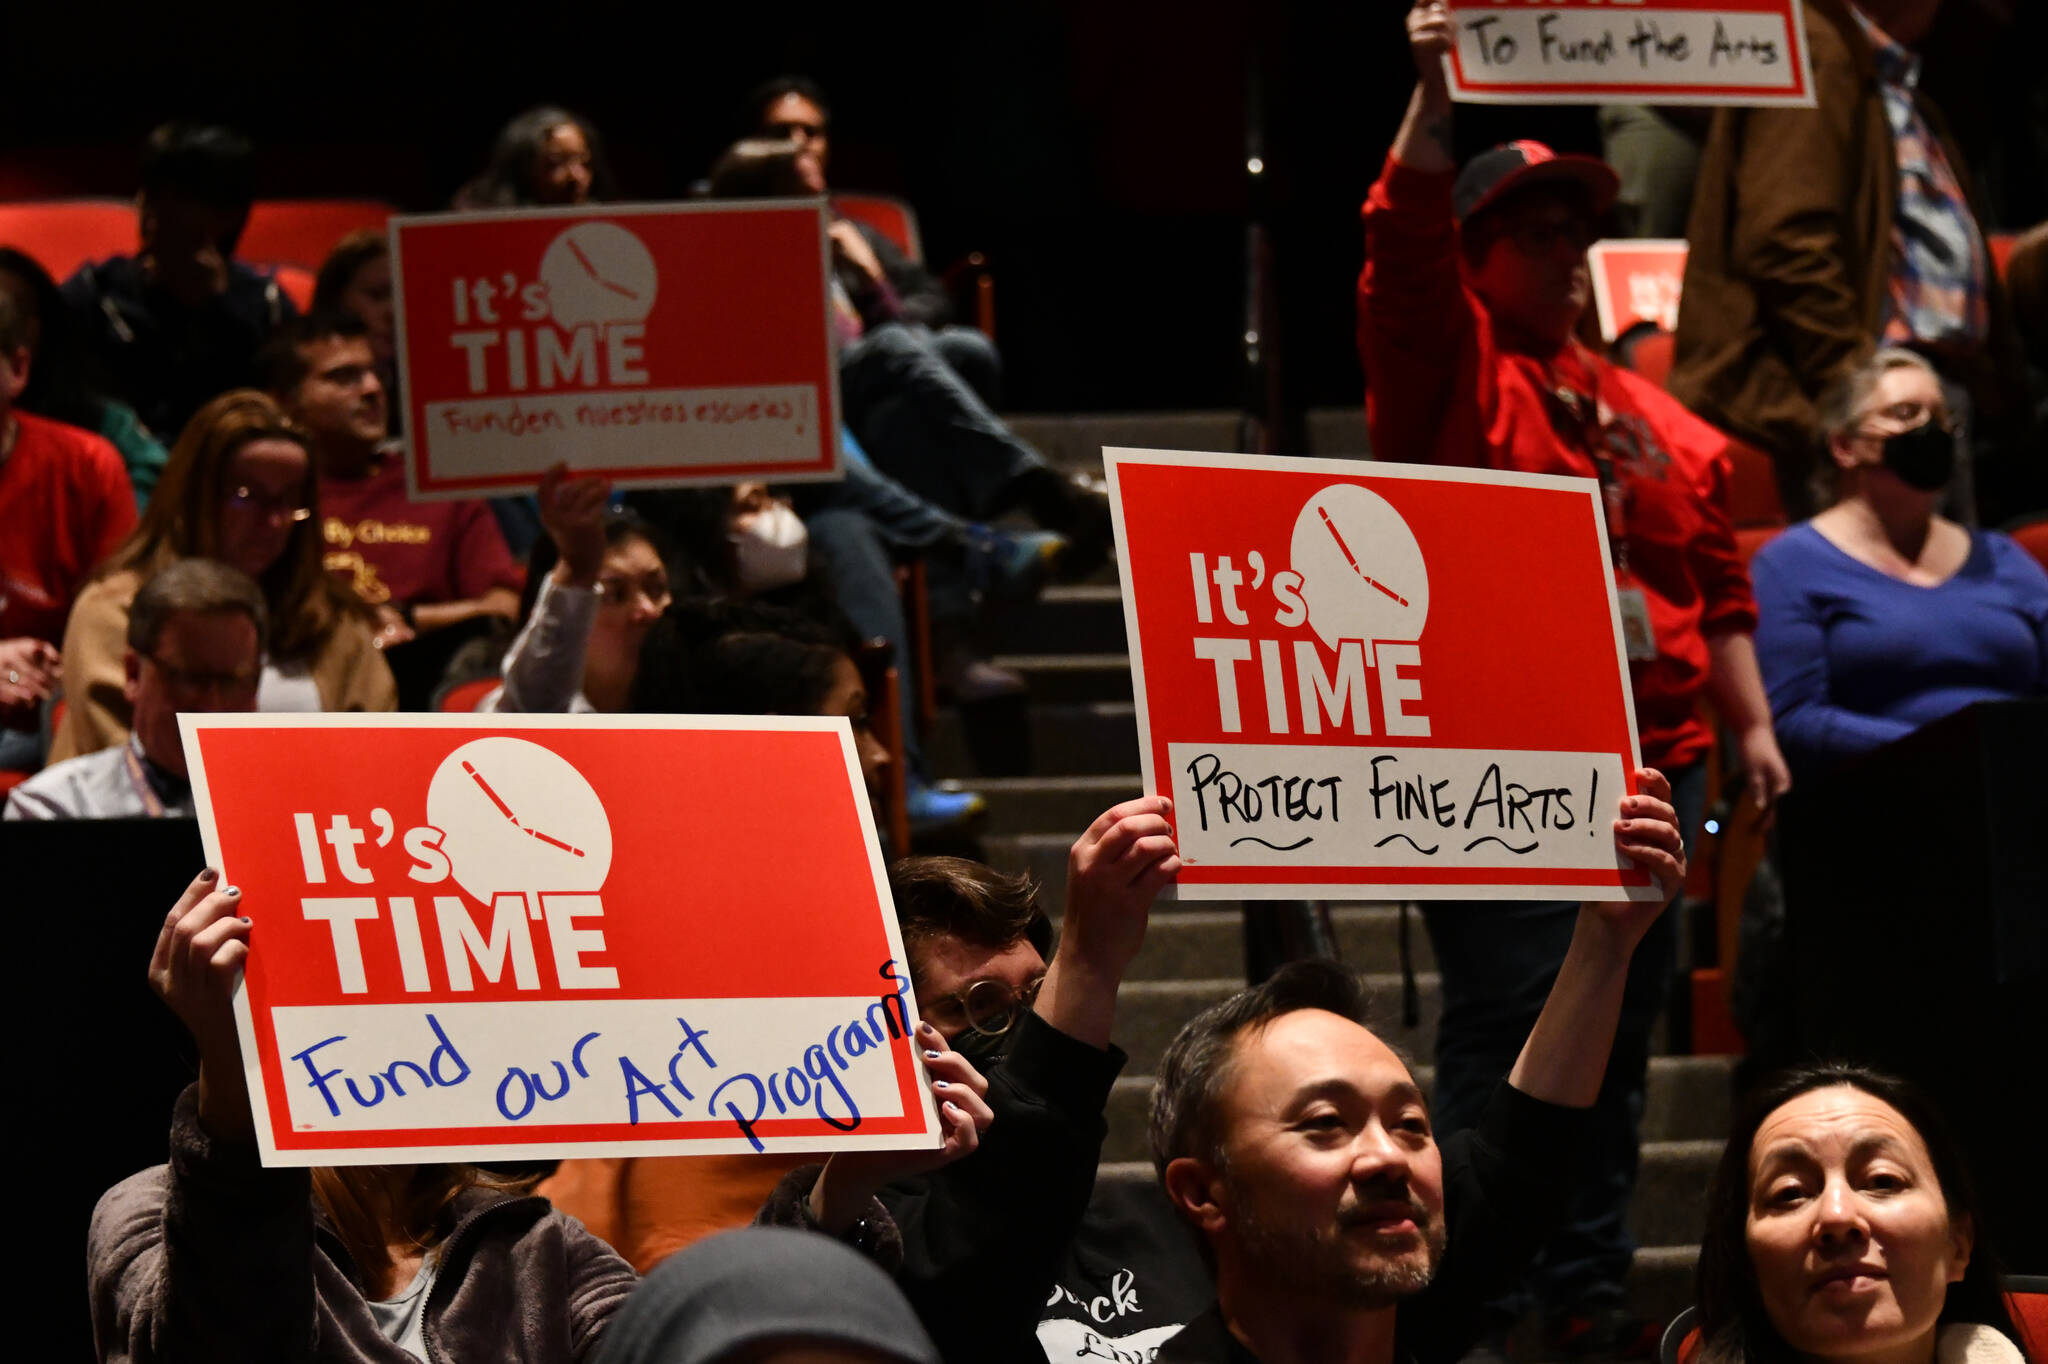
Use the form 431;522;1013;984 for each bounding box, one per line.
1744;1086;1970;1364
1835;364;1949;473
215;437;313;580
818;652;888;795
588;535;670;681
533;122;595;206
339;254;395;364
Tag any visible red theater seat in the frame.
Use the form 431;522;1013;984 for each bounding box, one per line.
2008;517;2048;576
832;192;922;261
1725;436;1786;530
437;677;501;713
238;199;393;272
1630;330;1677;389
0;199;138;281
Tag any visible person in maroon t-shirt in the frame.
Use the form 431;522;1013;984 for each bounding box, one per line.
260;313;521;706
0;289;137;767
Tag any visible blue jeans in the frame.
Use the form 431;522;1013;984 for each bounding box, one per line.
839;322;1045;520
1418;760;1706;1317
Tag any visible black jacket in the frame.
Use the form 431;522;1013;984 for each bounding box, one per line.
767;1011;1588;1364
62;255;296;442
836;220;953;332
1154;1083;1590;1364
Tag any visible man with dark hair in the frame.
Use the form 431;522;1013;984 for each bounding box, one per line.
5;558;263;819
260;312;521;706
1143;773;1690;1364
0;288;137;772
751;797;1182;1364
63;122;297;442
1356;7;1790;1352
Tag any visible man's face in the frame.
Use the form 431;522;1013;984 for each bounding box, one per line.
1199;1009;1447;1307
762;92;830;193
290;335;387;460
1470;188;1595;349
125;610;263;778
137;190;240;308
911;931;1047;1046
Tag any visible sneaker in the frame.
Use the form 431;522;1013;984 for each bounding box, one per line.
1540;1306;1661;1361
964;524;1066;603
906;778;987;838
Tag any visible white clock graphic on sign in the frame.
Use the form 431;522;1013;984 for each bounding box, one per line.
1289;483;1430;655
425;736;614;904
538;221;659;329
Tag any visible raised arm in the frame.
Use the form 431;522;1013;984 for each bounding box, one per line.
92;871;318;1364
493;465;608;714
1506;769;1685;1109
1359;1;1488;466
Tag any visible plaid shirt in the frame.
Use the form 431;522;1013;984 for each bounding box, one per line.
1851;9;1990;349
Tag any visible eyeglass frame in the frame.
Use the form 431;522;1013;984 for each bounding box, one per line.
223;484;314;523
923;973;1046;1039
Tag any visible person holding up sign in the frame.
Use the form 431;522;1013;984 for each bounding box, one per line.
1357;5;1791;1354
89;869;990;1364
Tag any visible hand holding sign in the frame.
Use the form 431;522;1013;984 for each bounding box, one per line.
1607;767;1686;912
537;463;612;587
1410;0;1454;83
149;869;254;1142
807;1020;995;1234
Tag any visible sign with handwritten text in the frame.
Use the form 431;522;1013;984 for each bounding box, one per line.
1443;0;1815;107
182;713;937;1166
391;201;841;499
1588;239;1689;341
1107;449;1655;901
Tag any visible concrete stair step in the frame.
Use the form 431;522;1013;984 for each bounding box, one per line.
1006;412;1244;471
928;701;1139;778
1113;973;1442;1077
1305;406;1373;459
1048;903;1432;982
947;775;1144;838
1098;1057;1734;1164
990;653;1133;705
988;584;1128;657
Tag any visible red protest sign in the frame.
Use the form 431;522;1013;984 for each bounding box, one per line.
1443;0;1815;107
391;201;840;499
1107;449;1655;902
1588;239;1689;342
182;714;936;1166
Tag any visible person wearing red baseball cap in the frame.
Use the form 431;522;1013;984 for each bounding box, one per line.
1357;3;1792;1357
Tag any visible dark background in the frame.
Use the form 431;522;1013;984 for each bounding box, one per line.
5;1;2043;416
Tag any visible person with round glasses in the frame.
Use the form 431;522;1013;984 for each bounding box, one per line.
49;389;393;763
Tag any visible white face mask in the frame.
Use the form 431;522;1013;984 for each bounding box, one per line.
730;501;810;592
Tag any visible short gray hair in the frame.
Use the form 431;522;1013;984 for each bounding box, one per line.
1815;347;1939;441
128;558;269;657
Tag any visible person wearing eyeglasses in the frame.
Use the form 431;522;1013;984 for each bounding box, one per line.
260;312;524;707
1354;6;1792;1355
1752;348;2048;779
6;558;262;819
48;390;394;764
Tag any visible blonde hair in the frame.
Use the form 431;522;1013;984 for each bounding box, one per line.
1811;348;1941;506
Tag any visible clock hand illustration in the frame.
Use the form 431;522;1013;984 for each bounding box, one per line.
565;237;642;302
1316;503;1410;607
463;758;589;857
538;222;659;329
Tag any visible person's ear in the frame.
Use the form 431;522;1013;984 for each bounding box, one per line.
0;345;28;403
1163;1156;1230;1238
123;647;145;707
1946;1212;1973;1285
1828;429;1865;472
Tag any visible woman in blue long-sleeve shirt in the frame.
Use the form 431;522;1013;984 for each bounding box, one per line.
1751;349;2048;778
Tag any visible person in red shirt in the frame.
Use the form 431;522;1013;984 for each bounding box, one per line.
0;288;137;769
260;313;522;707
1355;4;1793;1354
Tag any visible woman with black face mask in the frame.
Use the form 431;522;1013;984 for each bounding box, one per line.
1749;348;2048;779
